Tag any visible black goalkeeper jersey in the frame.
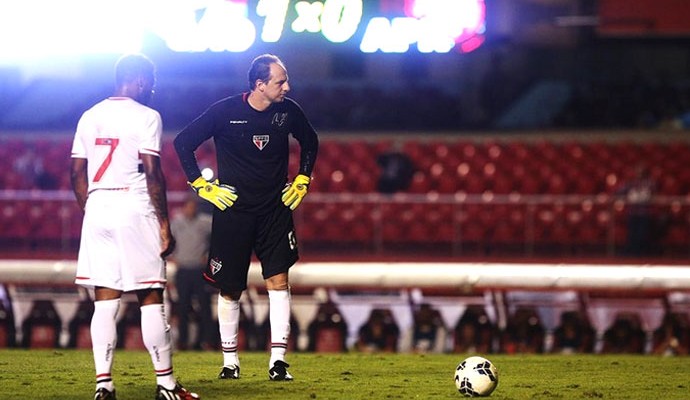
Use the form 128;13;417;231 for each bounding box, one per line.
174;92;318;213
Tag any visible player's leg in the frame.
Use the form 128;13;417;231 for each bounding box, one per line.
117;198;199;399
137;289;175;389
217;290;243;379
256;205;299;381
204;208;254;379
92;287;122;398
137;288;201;399
76;192;125;399
266;272;293;381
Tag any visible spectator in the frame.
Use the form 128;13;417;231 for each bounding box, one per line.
601;312;646;354
356;308;399;353
652;312;689;356
500;307;545;354
169;196;214;351
12;148;56;189
551;311;595;354
616;164;660;257
453;306;495;354
307;301;348;353
376;144;414;194
411;303;444;353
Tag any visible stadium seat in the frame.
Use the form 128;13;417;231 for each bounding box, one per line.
21;300;62;349
499;306;545;354
307;301;348;353
503;290;583;341
0;287;16;348
583;292;665;354
67;300;94;349
4;135;690;259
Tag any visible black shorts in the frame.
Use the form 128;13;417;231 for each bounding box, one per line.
202;204;299;292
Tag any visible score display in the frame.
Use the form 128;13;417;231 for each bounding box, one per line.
0;0;486;61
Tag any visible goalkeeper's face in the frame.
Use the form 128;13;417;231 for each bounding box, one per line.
262;63;290;103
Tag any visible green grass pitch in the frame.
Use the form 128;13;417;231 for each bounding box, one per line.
1;350;689;399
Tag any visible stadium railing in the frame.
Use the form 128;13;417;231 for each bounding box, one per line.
1;189;689;259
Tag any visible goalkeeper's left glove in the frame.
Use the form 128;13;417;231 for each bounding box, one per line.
282;174;310;210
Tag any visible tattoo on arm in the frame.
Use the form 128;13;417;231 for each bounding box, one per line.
142;155;169;223
70;158;89;211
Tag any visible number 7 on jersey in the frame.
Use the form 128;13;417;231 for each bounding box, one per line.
93;138;120;182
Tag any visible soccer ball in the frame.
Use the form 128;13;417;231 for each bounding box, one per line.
454;356;498;397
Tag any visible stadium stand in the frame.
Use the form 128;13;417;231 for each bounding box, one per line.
1;132;689;260
2;133;690;353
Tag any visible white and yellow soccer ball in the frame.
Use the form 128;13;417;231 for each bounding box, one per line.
454;356;498;397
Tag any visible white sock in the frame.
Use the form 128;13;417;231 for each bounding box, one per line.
140;303;176;390
218;294;240;367
91;299;120;391
268;289;291;367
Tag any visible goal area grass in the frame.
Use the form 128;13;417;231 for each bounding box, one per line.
1;350;688;399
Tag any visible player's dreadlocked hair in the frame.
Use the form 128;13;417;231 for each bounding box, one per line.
115;53;155;87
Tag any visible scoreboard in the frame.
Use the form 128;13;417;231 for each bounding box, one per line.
0;0;487;62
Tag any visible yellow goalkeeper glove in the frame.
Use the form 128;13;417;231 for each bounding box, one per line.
282;174;310;210
190;177;238;211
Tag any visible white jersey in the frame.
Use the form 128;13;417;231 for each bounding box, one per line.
71;97;162;193
72;97;166;291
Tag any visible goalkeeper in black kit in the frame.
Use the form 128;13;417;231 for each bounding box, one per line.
174;54;318;382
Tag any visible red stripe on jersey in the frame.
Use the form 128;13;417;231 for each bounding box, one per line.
140;148;160;156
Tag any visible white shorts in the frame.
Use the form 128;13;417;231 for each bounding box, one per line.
75;190;167;291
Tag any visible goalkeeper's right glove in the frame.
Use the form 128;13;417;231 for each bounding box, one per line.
189;177;238;211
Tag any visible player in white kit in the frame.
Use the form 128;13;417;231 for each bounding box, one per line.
71;54;200;400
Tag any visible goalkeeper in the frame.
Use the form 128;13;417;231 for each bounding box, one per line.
174;54;318;382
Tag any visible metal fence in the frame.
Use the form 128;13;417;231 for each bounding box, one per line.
2;190;688;260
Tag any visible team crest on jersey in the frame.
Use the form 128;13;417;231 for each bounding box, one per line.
209;258;223;275
253;135;269;150
272;112;288;127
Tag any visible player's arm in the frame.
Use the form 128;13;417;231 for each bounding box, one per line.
141;153;176;258
282;101;319;210
291;103;319;177
173;105;219;183
70;157;89;212
174;105;238;210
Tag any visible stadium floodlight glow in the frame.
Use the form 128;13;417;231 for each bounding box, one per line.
320;0;362;43
257;0;290;42
292;1;325;33
0;0;145;59
360;0;485;53
0;0;485;62
417;18;457;53
360;17;419;53
196;0;255;52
